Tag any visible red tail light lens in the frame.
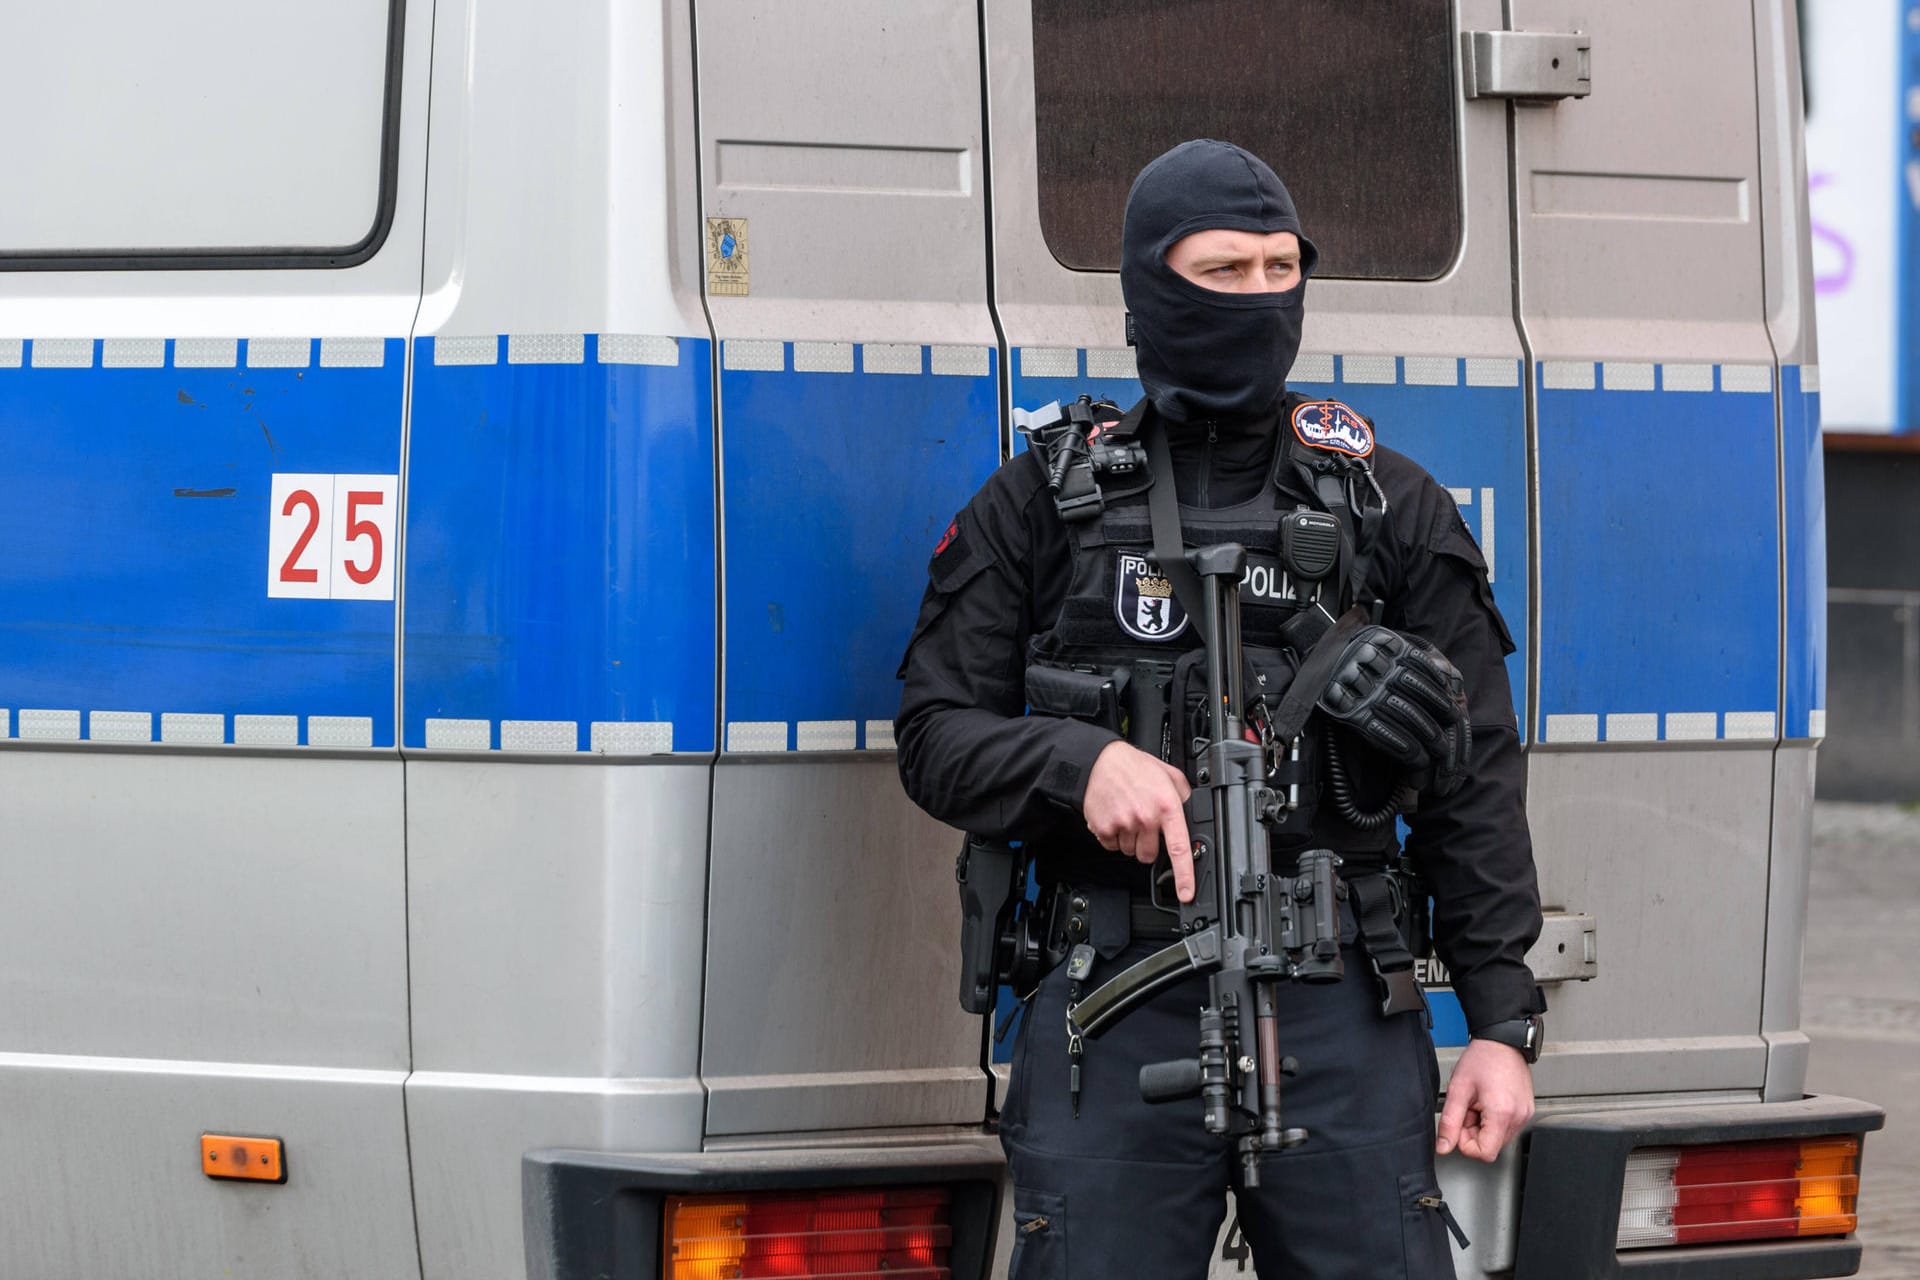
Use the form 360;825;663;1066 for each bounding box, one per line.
664;1185;954;1279
1618;1136;1861;1249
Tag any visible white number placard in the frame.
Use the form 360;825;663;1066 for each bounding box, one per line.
268;473;398;601
329;474;398;600
268;473;335;598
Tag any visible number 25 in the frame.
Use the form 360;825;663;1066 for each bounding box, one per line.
268;473;396;600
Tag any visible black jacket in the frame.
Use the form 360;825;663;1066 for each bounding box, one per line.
895;400;1545;1031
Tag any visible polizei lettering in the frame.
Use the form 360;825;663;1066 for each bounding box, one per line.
1240;556;1295;605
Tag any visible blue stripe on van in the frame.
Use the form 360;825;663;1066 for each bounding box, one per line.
719;345;999;745
2;339;1803;755
1782;365;1826;738
1426;989;1470;1047
402;335;717;752
1535;363;1780;741
0;338;403;745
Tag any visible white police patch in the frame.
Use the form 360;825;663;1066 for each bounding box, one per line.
1240;553;1297;606
1290;399;1374;458
1114;551;1189;641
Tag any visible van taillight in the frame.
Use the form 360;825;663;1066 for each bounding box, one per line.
663;1185;953;1278
1617;1136;1861;1249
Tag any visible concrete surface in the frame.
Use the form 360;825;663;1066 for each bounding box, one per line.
1804;801;1920;1279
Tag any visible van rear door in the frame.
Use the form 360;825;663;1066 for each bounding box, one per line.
1510;0;1785;1099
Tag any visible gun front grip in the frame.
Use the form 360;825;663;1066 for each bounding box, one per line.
957;835;1020;1014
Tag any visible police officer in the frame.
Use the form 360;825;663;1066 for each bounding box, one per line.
896;140;1545;1279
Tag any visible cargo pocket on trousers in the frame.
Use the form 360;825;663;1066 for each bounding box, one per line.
1008;1188;1067;1279
1400;1175;1468;1278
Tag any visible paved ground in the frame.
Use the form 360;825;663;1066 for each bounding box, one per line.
1804;802;1920;1279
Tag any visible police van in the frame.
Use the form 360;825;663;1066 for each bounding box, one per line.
0;1;1882;1277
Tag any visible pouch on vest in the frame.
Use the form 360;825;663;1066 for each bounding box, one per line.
1124;657;1176;760
1167;644;1299;770
1025;663;1132;738
1163;643;1332;839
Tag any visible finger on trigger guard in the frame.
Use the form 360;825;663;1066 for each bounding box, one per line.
1166;836;1195;901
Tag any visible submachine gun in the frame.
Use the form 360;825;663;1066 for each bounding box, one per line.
1061;539;1345;1189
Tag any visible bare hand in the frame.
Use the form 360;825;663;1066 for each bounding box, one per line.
1436;1038;1535;1162
1082;740;1195;901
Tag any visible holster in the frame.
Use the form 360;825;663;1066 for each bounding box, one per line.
956;835;1022;1015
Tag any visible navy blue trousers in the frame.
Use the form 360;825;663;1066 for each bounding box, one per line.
1000;936;1457;1279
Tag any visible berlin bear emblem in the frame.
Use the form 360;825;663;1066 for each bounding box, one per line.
1115;551;1189;641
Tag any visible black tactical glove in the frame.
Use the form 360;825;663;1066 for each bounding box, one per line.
1316;625;1473;796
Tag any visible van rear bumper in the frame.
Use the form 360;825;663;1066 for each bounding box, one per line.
523;1139;1004;1280
1514;1093;1886;1279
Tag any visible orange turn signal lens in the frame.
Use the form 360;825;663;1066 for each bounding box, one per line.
201;1134;286;1184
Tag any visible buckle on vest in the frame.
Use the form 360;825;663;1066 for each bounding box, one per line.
1375;964;1429;1021
1348;871;1432;1023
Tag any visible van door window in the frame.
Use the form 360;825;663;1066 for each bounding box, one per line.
1031;0;1460;280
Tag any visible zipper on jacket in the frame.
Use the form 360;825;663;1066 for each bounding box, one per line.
1200;421;1217;506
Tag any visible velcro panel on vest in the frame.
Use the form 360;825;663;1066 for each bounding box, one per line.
1045;505;1298;655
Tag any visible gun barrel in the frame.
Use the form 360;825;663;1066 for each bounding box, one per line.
1256;989;1286;1155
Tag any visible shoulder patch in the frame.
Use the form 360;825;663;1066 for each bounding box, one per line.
928;512;988;594
1290;399;1374;459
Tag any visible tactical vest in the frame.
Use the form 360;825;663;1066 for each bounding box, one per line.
1021;395;1400;878
1031;451;1304;663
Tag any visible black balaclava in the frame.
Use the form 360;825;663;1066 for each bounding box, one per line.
1121;139;1319;425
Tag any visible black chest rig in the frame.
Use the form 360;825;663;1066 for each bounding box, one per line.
1018;393;1398;859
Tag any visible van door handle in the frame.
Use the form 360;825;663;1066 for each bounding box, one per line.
1461;30;1592;102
